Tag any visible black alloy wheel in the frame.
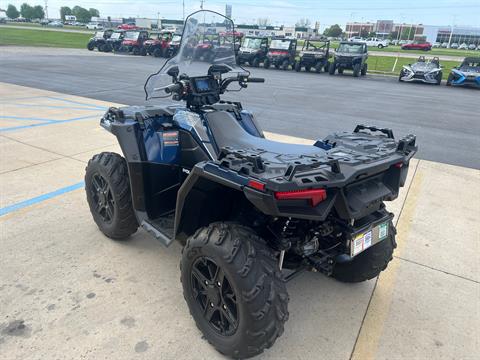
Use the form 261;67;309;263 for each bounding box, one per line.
191;257;238;336
90;173;115;223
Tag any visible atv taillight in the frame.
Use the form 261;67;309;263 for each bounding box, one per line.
248;180;265;191
394;162;404;168
274;188;327;207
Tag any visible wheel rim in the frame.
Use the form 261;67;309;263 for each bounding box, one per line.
90;173;115;223
191;257;238;336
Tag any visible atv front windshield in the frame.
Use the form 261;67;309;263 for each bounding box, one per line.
337;43;363;53
110;32;122;40
125;31;139;40
145;10;245;100
242;37;263;49
270;39;291;50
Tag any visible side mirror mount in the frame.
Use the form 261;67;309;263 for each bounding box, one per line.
167;66;179;81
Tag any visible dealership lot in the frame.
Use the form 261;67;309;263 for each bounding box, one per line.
0;77;479;359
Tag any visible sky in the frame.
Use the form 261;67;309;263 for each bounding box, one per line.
2;0;480;28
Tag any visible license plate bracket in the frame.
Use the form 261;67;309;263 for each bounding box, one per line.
351;221;389;257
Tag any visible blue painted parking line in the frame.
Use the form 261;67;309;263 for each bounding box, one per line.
11;104;106;112
46;96;108;110
0;115;58;122
0;181;84;217
0;115;99;132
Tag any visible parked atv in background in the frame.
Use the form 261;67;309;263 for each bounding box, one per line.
330;41;368;77
103;30;125;52
237;36;269;67
219;31;244;55
87;29;113;51
120;30;149;56
264;37;297;70
85;10;417;360
399;56;442;85
165;33;182;58
295;38;331;73
144;30;174;57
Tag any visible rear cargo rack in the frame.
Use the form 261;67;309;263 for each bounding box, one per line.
284;158;341;181
354;124;394;139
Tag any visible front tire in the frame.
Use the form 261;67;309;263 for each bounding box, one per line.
329;62;336;75
281;59;289;70
361;63;368;76
251;57;260;67
331;223;396;283
295;61;301;72
263;58;270;69
353;63;361;77
87;41;95;51
85;152;139;240
446;73;453;86
181;223;289;359
436;71;443;85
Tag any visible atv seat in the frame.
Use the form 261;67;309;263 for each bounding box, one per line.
205;111;324;156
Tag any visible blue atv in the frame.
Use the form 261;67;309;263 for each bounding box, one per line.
85;10;417;359
446;57;480;87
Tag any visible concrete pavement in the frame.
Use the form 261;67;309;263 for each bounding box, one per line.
0;82;479;359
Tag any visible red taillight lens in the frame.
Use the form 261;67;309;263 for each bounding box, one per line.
394;162;404;168
248;180;266;191
274;188;327;207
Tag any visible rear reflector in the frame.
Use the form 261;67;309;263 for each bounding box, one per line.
274;188;327;207
248;180;266;191
394;162;404;168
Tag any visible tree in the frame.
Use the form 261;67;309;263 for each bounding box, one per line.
359;28;369;38
32;5;44;19
257;18;270;26
401;27;414;40
6;4;20;19
323;24;343;37
72;6;91;23
295;18;311;27
60;6;72;21
368;31;376;38
20;3;34;19
89;8;99;18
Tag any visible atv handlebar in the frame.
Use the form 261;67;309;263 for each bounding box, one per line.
164;82;183;94
246;77;265;83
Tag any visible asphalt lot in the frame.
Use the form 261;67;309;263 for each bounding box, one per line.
0;47;478;169
1;82;478;360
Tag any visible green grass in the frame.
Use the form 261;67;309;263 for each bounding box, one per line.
369;45;475;57
3;21;92;32
0;27;92;48
367;55;459;79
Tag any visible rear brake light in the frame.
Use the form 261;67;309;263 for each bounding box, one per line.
248;180;265;191
394;162;404;168
274;188;327;207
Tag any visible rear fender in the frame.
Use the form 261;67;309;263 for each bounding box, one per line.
174;163;246;243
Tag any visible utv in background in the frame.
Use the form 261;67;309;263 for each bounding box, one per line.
87;29;113;51
104;30;125;52
144;30;174;57
219;31;244;55
165;33;182;58
329;41;368;77
237;36;269;67
121;30;150;56
295;38;331;73
264;37;297;70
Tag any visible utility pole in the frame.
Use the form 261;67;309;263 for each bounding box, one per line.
44;0;48;19
200;0;205;10
183;0;185;21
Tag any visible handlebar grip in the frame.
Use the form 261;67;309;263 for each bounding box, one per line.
165;83;182;94
247;77;265;83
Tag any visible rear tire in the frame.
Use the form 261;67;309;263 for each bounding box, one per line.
281;59;289;70
85;152;139;240
295;62;301;72
251;57;260;67
338;68;344;74
140;47;147;56
305;65;311;72
263;58;270;69
153;48;162;57
446;73;453;86
361;63;367;76
329;62;336;75
132;47;140;55
181;223;289;359
436;71;443;85
87;41;95;51
331;223;396;283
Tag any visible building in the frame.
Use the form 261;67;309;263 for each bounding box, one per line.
423;25;480;45
375;20;394;37
345;22;375;37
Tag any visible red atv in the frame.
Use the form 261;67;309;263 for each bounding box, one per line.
121;30;149;55
144;30;174;57
401;41;432;51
